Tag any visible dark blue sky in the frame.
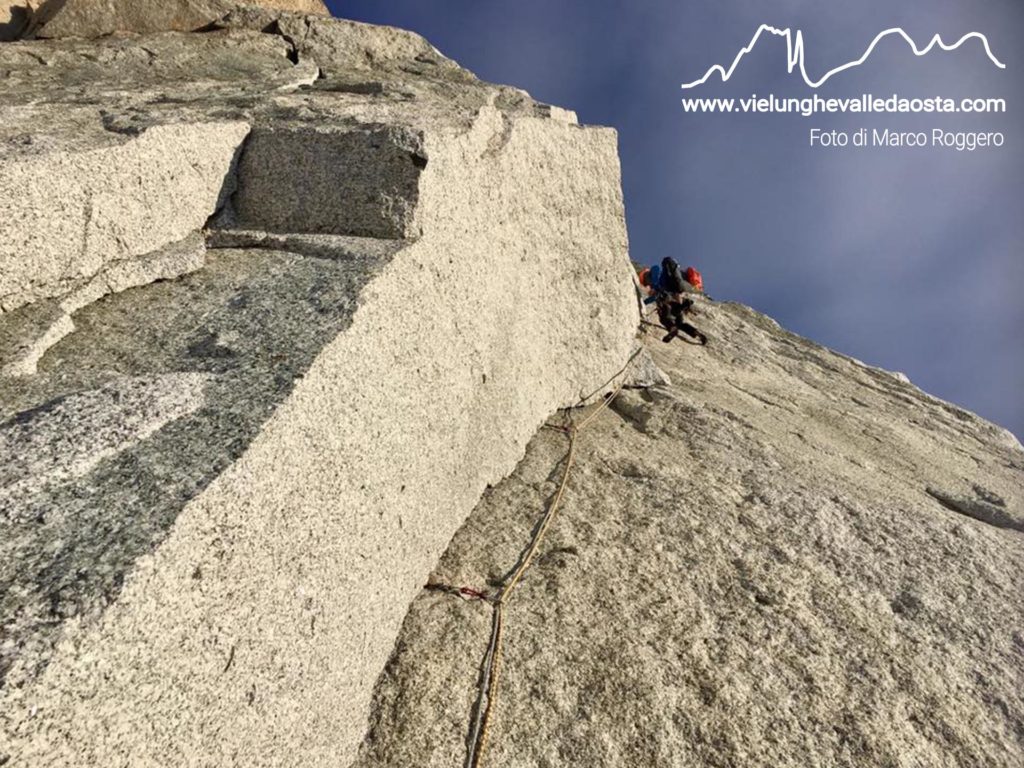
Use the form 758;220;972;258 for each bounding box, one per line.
331;1;1022;439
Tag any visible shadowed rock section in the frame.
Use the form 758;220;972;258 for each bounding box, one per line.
0;2;31;40
1;233;207;377
0;9;637;767
233;125;426;238
1;246;385;696
1;373;210;509
926;486;1024;533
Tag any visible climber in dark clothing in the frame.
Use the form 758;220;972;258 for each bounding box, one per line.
638;259;708;345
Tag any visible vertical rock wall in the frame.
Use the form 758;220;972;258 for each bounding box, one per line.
0;84;639;768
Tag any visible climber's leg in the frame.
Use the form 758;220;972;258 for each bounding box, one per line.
677;322;708;345
656;303;673;332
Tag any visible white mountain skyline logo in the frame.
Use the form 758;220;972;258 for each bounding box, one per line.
680;25;1006;90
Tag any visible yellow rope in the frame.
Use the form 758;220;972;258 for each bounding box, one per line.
470;603;504;768
465;354;637;768
498;429;578;601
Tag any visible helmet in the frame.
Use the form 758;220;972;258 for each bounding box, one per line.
638;268;651;287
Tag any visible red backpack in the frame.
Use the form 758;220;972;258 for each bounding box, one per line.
685;267;704;292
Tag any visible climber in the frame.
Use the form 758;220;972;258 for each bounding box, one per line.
638;258;708;345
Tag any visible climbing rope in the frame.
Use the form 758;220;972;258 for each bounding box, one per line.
460;345;644;768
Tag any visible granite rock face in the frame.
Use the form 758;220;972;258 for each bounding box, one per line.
4;5;1020;768
355;298;1024;768
233;124;427;238
22;0;330;39
1;122;248;313
0;8;637;767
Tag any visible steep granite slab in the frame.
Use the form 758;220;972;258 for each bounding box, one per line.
0;14;638;765
353;299;1024;768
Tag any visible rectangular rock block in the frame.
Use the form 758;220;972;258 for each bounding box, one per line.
233;124;426;239
0;121;249;314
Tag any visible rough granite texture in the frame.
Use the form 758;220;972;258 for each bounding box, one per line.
0;122;249;313
25;0;330;39
355;298;1024;768
1;233;207;377
0;9;638;767
233;124;427;238
4;7;1019;768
